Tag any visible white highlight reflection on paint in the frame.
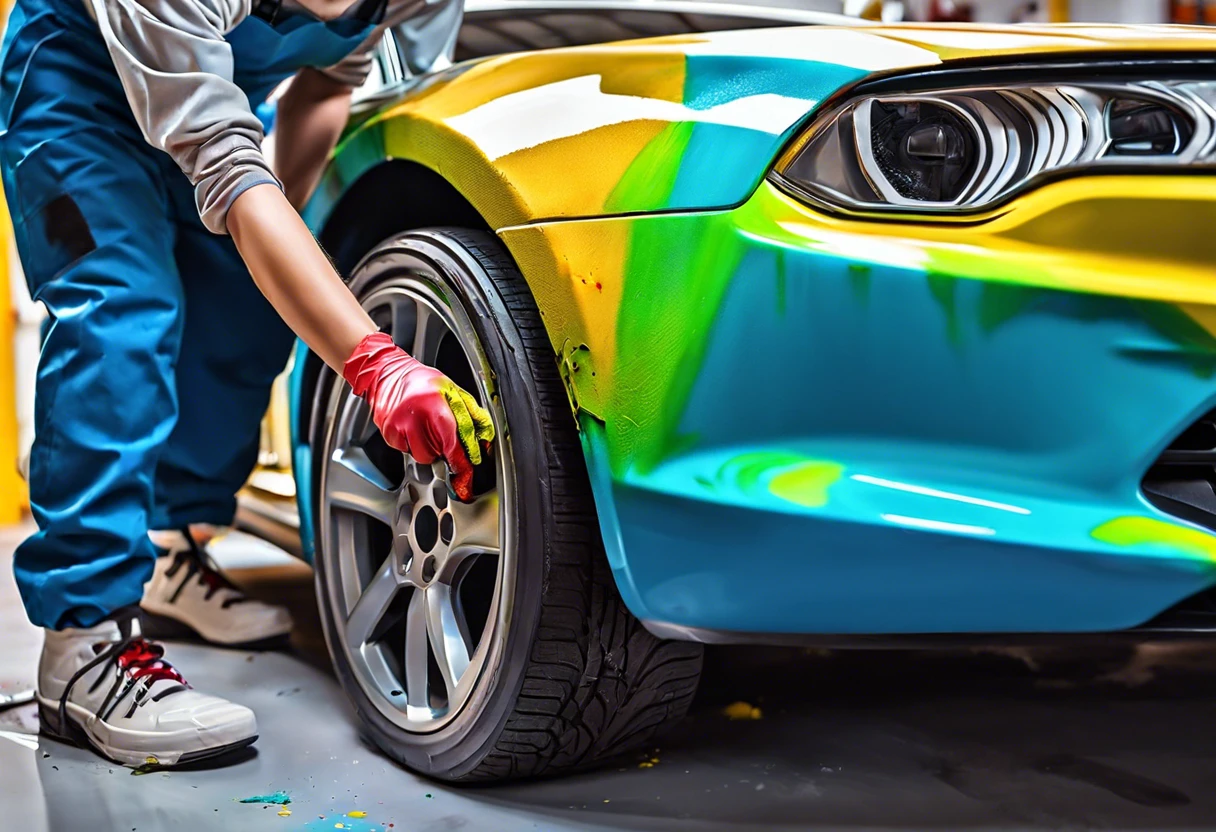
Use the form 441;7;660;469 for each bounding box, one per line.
881;514;996;536
776;225;932;271
853;474;1030;515
447;75;815;160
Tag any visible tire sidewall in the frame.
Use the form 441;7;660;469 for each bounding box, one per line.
312;230;551;780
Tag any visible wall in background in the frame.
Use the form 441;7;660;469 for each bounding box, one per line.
901;0;1043;21
897;0;1169;22
1072;0;1169;22
1168;0;1216;22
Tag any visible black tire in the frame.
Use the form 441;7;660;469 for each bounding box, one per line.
311;228;703;781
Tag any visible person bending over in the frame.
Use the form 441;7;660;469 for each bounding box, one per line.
0;0;491;766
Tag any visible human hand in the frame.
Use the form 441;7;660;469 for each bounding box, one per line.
343;332;494;501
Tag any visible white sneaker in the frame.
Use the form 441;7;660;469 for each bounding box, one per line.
38;611;258;767
141;528;294;647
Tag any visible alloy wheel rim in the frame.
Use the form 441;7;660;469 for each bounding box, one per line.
320;272;513;733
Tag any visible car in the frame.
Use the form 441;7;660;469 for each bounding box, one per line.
238;2;1216;782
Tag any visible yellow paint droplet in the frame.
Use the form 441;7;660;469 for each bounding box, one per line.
768;462;844;509
347;812;367;818
1092;516;1216;561
722;701;762;720
603;799;610;803
277;808;291;817
144;756;159;766
335;825;345;830
638;762;654;769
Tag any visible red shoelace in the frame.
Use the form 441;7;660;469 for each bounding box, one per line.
115;639;187;686
197;561;237;594
179;532;243;601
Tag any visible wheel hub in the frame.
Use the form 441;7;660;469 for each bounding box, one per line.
394;459;460;588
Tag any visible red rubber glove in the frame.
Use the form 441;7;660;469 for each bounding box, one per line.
343;332;494;501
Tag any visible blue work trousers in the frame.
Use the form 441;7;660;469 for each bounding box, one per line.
0;0;295;628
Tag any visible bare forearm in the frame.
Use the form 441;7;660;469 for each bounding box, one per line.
227;183;375;370
274;68;353;210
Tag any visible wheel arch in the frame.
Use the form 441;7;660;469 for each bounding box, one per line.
316;159;492;276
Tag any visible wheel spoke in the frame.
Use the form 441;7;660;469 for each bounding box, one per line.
425;585;470;695
404;588;429;709
407;457;436;486
345;556;404;648
350;398;377;446
446;490;501;565
412;301;446;366
328;446;397;526
389;297;414;350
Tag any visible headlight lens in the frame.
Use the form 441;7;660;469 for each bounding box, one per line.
775;80;1213;215
868;100;978;202
1106;98;1192;156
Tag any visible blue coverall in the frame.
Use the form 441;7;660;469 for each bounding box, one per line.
0;0;379;628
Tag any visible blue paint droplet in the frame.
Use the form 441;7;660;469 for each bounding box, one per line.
239;790;291;805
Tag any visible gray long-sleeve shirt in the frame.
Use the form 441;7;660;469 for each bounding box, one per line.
83;0;461;233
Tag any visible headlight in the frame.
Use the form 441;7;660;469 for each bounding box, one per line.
774;80;1214;216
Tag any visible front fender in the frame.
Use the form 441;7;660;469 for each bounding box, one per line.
301;28;947;234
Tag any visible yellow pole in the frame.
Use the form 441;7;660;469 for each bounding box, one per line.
0;193;25;524
1047;0;1071;22
0;0;23;523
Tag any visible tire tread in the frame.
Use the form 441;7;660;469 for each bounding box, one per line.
440;229;702;781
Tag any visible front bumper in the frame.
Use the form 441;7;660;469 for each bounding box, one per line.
503;173;1216;636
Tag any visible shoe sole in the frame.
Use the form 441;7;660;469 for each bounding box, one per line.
139;610;291;651
39;699;258;768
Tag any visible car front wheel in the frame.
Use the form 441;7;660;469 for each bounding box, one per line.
311;228;703;781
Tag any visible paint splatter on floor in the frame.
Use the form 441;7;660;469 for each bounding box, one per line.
298;816;382;831
129;756;162;776
722;701;763;720
239;790;292;805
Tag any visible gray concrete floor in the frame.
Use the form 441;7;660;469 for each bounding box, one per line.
6;521;1216;831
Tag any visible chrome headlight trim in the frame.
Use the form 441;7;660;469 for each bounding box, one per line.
773;77;1216;218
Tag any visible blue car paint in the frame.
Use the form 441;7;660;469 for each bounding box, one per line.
288;346;317;562
572;201;1216;634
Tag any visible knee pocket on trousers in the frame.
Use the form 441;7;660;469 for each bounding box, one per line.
43;194;95;260
11;174;98;288
17;193;97;288
7;131;172;300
